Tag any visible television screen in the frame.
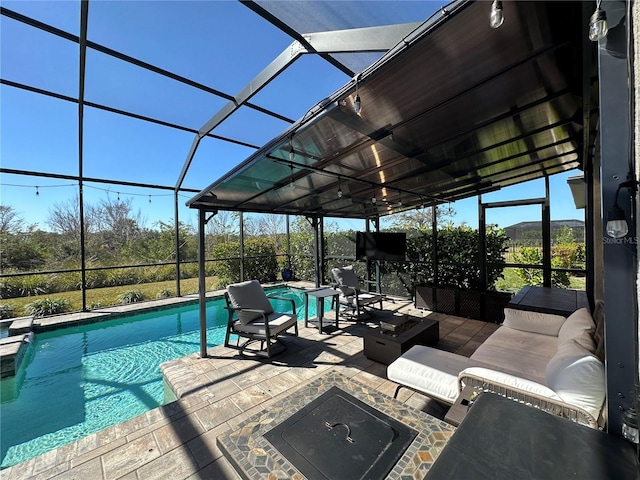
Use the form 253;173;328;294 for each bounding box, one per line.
356;232;407;261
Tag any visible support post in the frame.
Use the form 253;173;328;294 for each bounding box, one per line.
174;190;181;297
198;208;207;358
598;0;638;435
311;216;321;287
478;196;487;291
542;177;552;287
239;212;245;282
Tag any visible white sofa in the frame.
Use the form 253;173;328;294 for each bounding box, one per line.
387;304;606;428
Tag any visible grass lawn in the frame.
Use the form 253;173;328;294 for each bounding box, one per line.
1;276;218;318
496;268;586;293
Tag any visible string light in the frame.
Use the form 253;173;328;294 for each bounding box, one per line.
490;0;504;29
354;75;362;114
337;177;343;198
35;186;39;196
289;137;295;162
289;164;295;189
589;0;608;41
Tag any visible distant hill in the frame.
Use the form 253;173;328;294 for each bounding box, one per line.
504;219;585;242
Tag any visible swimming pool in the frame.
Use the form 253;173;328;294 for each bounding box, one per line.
0;286;316;469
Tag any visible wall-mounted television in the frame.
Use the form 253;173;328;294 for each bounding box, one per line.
356;232;407;261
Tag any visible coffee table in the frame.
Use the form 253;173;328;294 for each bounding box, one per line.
364;316;439;365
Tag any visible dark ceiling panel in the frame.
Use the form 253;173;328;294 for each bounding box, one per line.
188;1;594;220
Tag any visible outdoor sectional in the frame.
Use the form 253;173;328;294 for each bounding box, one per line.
387;304;606;428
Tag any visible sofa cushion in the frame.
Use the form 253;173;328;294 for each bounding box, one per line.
459;367;562;400
503;308;566;336
557;308;595;352
470;326;557;384
545;340;605;420
227;280;274;325
387;346;479;404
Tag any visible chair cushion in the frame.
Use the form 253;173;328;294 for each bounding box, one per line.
234;312;297;336
545;339;605;420
387;345;477;404
227;280;274;325
332;266;360;294
503;308;566;336
557;308;596;352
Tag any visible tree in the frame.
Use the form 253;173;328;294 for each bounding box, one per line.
206;210;239;245
47;195;89;241
257;214;285;252
94;196;145;253
0;205;26;234
389;204;456;231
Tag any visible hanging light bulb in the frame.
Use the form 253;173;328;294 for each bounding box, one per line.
289;140;295;162
35;186;40;196
354;94;362;114
490;0;504;29
606;203;628;238
353;75;362;114
589;1;608;41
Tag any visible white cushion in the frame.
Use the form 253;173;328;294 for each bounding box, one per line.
387;346;476;404
557;308;596;352
545;340;605;420
227;280;274;325
234;312;297;336
503;308;566;336
459;367;562;400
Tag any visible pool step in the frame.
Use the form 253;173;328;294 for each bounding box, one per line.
8;316;34;336
0;333;33;378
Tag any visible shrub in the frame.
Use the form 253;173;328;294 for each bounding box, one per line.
157;289;174;299
117;290;146;304
106;268;140;287
25;298;71;318
513;247;571;288
0;303;16;319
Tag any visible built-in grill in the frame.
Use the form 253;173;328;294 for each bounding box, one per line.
264;386;417;480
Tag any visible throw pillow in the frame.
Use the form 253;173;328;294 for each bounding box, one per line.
503;308;566;336
557;308;596;352
227;280;274;325
545;340;605;420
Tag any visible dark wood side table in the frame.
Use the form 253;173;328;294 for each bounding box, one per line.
428;393;640;480
444;385;476;427
364;317;439;365
507;285;590;316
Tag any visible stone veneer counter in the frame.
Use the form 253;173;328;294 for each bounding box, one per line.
217;370;455;479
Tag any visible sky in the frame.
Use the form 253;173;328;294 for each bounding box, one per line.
0;1;585;234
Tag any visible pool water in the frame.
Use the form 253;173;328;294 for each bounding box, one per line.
0;287;315;469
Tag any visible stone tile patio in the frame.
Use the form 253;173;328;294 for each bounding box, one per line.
1;298;497;480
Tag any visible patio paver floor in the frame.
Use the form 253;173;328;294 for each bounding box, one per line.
2;298;498;480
